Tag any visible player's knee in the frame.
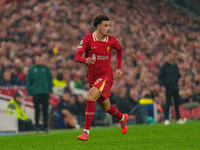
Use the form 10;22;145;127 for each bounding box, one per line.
86;87;100;101
86;94;93;101
86;93;98;101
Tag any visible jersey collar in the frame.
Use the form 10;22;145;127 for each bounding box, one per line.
92;31;109;42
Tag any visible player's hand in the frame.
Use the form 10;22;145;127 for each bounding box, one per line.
86;57;95;65
116;69;123;78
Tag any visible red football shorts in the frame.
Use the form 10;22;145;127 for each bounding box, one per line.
90;74;114;103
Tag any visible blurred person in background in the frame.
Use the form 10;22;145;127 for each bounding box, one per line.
52;71;67;97
127;87;148;124
193;85;200;103
71;74;84;89
73;94;86;127
18;66;29;85
4;0;23;5
158;51;185;125
128;88;144;116
6;92;32;131
115;86;129;114
26;54;53;133
56;90;80;129
0;68;18;86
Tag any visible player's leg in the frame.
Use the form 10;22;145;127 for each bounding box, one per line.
78;87;100;141
95;74;128;134
84;87;100;132
97;98;128;134
97;98;121;120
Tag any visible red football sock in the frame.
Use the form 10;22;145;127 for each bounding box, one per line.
107;105;123;120
84;100;95;130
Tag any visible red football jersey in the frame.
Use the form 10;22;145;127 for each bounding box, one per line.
75;32;123;84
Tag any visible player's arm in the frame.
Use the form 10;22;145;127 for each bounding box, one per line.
75;37;95;64
114;38;123;78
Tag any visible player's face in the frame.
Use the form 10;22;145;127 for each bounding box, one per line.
98;21;110;36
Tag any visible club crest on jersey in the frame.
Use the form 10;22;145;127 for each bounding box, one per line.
107;46;110;52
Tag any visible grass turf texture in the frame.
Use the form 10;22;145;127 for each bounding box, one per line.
0;121;199;150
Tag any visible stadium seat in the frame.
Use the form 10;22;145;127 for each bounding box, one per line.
2;86;12;97
172;105;191;119
18;86;27;96
10;86;18;97
191;107;200;118
183;102;199;118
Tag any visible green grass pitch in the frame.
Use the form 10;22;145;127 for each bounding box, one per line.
0;121;200;150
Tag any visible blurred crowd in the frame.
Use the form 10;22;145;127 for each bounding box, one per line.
1;0;200;125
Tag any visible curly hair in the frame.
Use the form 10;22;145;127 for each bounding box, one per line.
93;14;109;28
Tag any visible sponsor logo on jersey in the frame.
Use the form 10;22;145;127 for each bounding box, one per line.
97;55;109;60
92;54;96;61
91;55;109;61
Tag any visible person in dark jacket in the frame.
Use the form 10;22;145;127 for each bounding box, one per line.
0;68;19;86
56;90;80;129
26;54;53;133
158;51;185;125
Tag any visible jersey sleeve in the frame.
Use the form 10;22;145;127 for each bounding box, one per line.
113;38;123;69
74;36;88;63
